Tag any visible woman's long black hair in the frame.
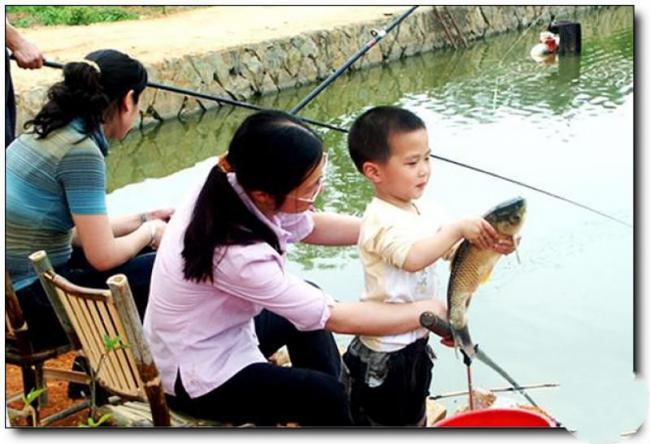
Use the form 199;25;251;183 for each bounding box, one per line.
182;110;324;283
24;49;147;145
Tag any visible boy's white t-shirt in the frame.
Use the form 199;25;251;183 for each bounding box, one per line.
358;197;450;352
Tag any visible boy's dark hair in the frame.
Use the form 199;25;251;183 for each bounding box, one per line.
182;110;323;283
347;106;426;173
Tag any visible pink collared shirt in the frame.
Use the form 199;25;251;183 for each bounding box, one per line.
144;172;334;398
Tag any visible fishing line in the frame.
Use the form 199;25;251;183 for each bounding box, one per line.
26;30;631;229
492;11;550;110
431;153;632;227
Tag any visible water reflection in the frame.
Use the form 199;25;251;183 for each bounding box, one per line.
107;106;245;192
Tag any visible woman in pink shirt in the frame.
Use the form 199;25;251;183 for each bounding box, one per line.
144;111;449;426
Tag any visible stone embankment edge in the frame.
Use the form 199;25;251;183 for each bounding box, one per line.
15;5;601;130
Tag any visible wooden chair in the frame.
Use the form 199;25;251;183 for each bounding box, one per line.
29;250;216;427
5;271;90;426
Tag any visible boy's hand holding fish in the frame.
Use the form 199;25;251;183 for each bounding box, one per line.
456;216;500;250
455;217;520;254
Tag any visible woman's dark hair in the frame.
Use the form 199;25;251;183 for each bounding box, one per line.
182;110;324;283
348;106;426;173
24;49;147;142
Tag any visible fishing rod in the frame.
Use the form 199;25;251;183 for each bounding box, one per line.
31;59;631;228
420;313;565;428
279;5;629;229
36;59;345;133
289;5;419;115
430;382;559;401
419;312;541;408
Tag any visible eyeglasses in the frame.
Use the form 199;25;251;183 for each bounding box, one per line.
287;153;328;205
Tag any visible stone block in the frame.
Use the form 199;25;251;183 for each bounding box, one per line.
480;6;521;37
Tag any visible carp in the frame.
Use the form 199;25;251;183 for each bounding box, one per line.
448;197;527;360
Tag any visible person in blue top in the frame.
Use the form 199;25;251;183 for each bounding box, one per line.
6;49;173;350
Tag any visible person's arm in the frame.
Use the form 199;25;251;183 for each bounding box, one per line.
302;212;361;246
215;248;450;338
72;214;166;271
71;208;175;246
402;217;500;273
5;19;43;69
325;298;448;336
61;145;167;270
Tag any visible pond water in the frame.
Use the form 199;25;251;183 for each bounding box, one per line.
105;6;639;439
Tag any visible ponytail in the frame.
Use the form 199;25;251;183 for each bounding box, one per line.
25;61;108;139
24;49;147;142
182;164;282;283
182;110;323;283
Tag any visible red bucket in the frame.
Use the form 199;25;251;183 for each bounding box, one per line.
435;408;554;428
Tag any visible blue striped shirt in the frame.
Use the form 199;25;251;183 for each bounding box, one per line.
6;119;109;290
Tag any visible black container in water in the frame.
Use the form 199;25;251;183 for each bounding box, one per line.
548;20;582;55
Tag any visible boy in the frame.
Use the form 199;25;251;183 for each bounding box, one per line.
343;106;505;426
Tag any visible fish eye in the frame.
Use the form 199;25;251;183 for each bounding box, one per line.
510;215;521;224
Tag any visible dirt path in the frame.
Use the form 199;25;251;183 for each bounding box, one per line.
11;6;409;94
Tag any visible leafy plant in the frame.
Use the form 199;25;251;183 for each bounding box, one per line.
79;334;129;427
8;6;138;27
103;334;129;352
7;387;47;426
22;387;47;407
79;413;112;428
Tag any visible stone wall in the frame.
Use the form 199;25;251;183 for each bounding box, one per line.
15;5;602;129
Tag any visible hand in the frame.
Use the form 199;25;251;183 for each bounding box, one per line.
144;219;167;250
145;208;175;223
491;235;521;255
458;217;499;250
12;38;44;69
440;336;455;348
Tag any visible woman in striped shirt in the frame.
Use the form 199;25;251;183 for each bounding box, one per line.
6;49;172;349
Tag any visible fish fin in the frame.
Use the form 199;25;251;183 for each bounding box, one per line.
478;259;499;284
479;270;492;284
451;330;460;360
451;326;475;363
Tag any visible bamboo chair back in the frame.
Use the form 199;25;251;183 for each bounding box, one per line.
29;250;171;426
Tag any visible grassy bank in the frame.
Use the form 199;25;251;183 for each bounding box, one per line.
6;6;203;28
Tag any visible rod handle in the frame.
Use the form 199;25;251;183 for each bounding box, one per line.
419;311;452;338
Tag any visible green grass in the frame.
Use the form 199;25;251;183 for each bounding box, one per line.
7;6;139;27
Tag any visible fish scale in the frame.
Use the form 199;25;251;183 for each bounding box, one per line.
449;246;501;330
